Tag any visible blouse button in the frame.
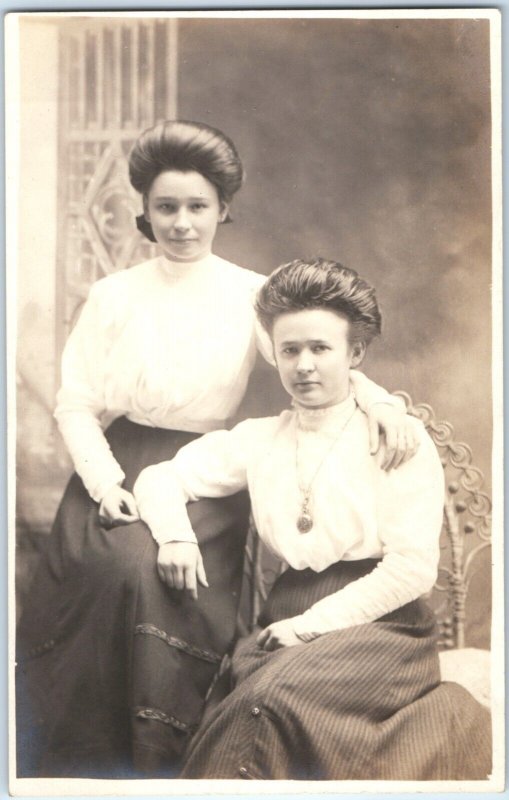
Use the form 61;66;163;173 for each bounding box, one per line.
239;766;249;778
251;706;261;717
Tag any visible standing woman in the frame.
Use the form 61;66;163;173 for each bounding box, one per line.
16;121;414;779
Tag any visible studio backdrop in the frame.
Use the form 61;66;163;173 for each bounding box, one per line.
16;14;493;647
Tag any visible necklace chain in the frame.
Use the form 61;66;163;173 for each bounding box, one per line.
295;406;357;533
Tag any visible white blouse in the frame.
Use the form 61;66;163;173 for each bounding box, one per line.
55;253;399;502
134;396;445;639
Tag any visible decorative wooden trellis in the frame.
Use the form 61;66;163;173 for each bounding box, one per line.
395;392;492;649
55;17;178;345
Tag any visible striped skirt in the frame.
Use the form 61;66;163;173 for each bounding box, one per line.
16;417;250;779
181;559;492;781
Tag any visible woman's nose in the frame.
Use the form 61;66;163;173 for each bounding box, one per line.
173;207;191;231
296;351;315;373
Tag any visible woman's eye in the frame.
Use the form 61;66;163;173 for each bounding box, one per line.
282;347;298;356
312;345;328;353
191;202;207;212
158;203;177;213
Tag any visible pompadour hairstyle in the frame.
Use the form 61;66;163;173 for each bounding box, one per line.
255;258;382;346
129;120;244;240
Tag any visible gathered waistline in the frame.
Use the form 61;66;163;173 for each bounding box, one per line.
125;412;230;434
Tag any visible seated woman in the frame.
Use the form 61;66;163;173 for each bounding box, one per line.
134;258;492;781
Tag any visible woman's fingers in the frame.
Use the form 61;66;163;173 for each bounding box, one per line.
368;416;380;455
399;426;420;465
256;626;270;648
156;543;207;598
112;511;139;526
196;553;209;588
184;564;198;600
382;429;407;471
391;436;407;471
381;424;421;471
171;566;185;591
256;625;280;650
114;490;139;523
99;488;139;527
381;428;397;471
157;563;175;589
382;436;401;471
119;491;139;519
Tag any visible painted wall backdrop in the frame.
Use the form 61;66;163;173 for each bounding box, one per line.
179;18;492;456
16;16;492;646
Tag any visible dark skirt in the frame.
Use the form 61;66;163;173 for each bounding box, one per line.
182;559;492;781
16;417;250;779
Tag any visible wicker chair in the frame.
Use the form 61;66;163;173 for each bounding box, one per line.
240;392;492;709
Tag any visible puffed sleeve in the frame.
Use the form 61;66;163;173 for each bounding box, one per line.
54;279;126;502
292;420;445;640
133;419;264;546
248;272;276;365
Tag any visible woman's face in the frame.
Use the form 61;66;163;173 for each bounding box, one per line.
272;308;365;409
144;170;227;262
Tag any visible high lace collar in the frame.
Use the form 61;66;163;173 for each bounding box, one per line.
295;393;358;434
156;252;216;283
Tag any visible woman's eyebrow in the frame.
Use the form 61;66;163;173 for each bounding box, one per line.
279;338;328;346
153;195;208;200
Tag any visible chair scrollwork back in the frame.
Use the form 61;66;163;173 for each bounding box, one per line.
241;392;492;650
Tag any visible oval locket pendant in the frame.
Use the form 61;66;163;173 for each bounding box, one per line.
296;512;313;533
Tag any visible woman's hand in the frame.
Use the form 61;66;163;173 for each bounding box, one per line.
256;619;302;651
157;542;208;600
98;485;139;527
367;404;420;471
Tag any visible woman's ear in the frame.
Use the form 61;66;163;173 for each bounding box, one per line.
219;202;230;224
350;341;366;368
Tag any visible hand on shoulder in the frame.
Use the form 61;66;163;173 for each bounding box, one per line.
367;404;422;471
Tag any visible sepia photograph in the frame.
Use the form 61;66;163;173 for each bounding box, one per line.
6;9;503;794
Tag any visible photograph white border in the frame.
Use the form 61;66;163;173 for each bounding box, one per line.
5;6;505;797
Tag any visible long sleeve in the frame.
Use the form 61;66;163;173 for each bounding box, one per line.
55;255;267;502
349;369;405;412
133;419;266;546
292;425;444;640
54;281;125;502
254;316;276;365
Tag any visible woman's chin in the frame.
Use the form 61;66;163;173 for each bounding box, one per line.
160;244;210;263
290;389;346;410
292;396;333;410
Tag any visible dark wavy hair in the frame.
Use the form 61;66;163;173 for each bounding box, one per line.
129;120;244;241
255;258;382;346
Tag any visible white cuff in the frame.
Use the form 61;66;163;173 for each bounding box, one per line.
368;396;405;411
157;531;199;547
89;472;125;504
291;614;322;642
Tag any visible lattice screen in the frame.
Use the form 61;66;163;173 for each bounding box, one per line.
16;18;178;557
56;17;178;338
